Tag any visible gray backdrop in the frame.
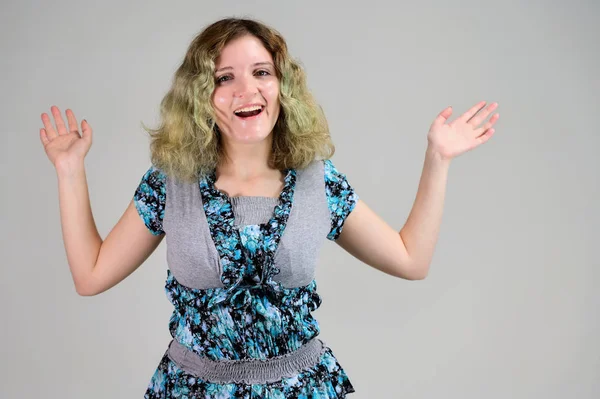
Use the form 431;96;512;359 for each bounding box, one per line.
2;0;598;397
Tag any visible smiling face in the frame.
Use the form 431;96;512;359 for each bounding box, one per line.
211;34;280;145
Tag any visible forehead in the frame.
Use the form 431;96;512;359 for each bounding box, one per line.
215;35;273;69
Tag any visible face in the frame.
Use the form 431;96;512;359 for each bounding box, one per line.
212;35;280;145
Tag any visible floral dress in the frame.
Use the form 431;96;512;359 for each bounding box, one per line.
134;160;358;398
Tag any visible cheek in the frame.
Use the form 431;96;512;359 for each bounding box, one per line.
212;90;229;114
262;80;280;109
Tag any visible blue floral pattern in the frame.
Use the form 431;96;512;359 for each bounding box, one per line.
324;160;359;240
135;163;357;397
134;166;166;235
164;268;322;361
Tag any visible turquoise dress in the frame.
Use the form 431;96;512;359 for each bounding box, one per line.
135;160;358;398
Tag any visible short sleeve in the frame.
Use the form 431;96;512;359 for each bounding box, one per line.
133;165;166;235
324;159;359;241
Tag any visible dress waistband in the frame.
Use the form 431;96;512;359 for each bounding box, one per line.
167;338;327;384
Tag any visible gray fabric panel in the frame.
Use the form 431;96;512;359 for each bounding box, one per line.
163;174;225;288
162;160;330;290
272;160;330;287
167;337;326;384
231;196;279;226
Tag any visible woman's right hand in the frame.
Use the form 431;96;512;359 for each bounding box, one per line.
40;105;93;173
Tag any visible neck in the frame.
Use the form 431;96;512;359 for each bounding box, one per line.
218;135;277;180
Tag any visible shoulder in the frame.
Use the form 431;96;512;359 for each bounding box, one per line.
293;159;346;180
141;165;167;185
323;159;356;198
323;159;346;183
320;159;360;240
134;165;167;202
293;159;355;192
133;165;167;235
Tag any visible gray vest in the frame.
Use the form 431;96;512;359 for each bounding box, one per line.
163;160;331;290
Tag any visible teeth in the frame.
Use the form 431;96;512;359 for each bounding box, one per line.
234;105;263;114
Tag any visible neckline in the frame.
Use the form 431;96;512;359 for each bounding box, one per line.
201;168;296;229
198;168;297;289
229;195;281;202
206;169;290;201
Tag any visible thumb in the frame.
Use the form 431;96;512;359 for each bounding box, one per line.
81;119;93;142
431;106;453;130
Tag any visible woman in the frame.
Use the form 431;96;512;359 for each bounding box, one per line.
39;17;498;398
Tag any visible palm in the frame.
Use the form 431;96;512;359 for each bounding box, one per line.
45;132;88;164
40;106;93;168
427;101;499;160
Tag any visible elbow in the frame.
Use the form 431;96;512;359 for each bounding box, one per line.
75;283;98;296
393;261;430;281
409;270;429;280
76;288;96;297
404;253;431;280
74;275;100;297
410;263;430;280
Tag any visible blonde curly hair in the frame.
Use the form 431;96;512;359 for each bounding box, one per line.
142;17;335;183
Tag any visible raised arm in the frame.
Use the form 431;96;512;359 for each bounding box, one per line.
40;106;163;296
334;101;499;280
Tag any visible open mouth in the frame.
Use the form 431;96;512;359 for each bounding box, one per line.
234;105;265;119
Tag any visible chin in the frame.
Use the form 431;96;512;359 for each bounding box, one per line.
231;130;272;144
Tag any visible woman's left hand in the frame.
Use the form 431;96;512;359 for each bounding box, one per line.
427;101;499;161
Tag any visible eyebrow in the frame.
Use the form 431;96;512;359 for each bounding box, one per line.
215;62;274;73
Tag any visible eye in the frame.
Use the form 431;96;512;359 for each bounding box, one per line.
216;75;232;84
255;69;271;77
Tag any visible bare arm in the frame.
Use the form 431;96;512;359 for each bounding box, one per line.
337;149;449;281
336;101;499;280
42;106;162;296
87;200;163;296
57;163;163;295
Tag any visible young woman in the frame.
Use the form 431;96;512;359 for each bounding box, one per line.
39;17;499;398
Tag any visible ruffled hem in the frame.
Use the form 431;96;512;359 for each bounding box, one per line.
144;346;355;398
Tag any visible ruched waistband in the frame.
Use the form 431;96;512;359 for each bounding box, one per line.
167;338;327;384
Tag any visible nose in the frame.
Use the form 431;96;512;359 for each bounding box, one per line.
233;75;258;98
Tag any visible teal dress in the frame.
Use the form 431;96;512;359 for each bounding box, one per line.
135;160;358;398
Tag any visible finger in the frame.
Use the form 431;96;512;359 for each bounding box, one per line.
65;109;81;137
430;106;453;130
476;127;495;145
40;128;50;145
456;101;486;124
468;102;498;126
41;112;57;139
81;119;93;142
473;113;500;136
51;105;68;135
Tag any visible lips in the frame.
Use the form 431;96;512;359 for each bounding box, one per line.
234;104;265;118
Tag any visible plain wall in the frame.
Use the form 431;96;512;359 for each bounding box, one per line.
1;0;598;397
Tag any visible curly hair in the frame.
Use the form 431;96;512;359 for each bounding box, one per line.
141;17;335;183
